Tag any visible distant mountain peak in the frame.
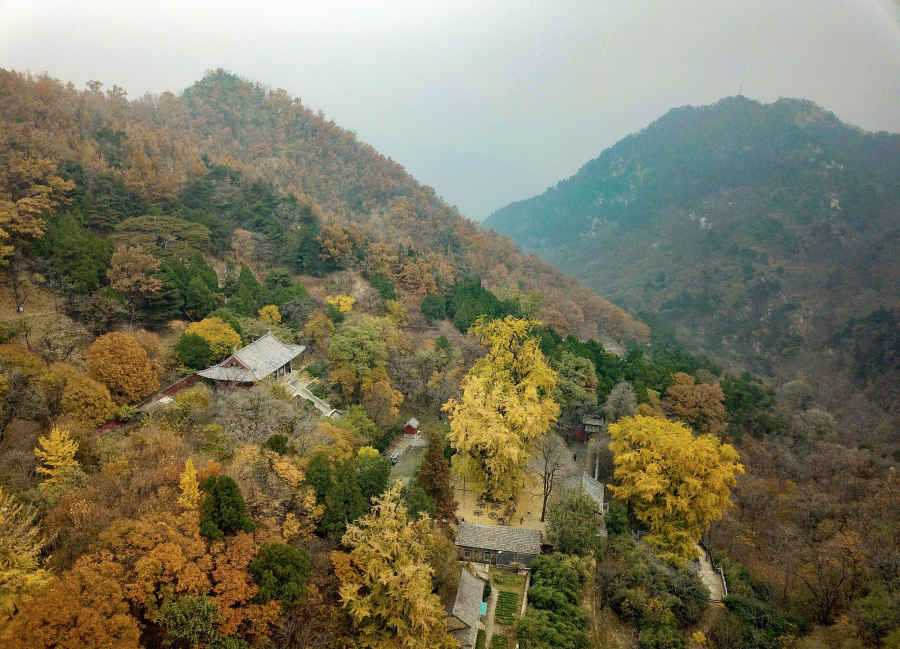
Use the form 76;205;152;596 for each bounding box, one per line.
485;96;900;375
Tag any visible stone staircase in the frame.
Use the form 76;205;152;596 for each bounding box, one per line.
280;371;339;417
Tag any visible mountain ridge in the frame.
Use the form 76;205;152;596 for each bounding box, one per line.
485;95;900;382
0;68;646;342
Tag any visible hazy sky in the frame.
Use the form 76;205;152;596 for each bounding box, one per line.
2;1;899;221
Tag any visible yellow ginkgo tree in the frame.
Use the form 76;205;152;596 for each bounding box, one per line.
443;316;559;501
177;458;200;509
0;486;48;616
34;426;79;489
258;304;281;325
334;481;457;649
325;294;355;313
608;415;744;565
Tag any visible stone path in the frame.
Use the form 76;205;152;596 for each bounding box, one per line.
695;543;726;602
281;372;338;416
483;583;499;642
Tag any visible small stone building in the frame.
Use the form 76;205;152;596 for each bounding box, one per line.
445;569;484;649
197;332;305;386
560;416;605;441
583;417;605;438
455;522;542;570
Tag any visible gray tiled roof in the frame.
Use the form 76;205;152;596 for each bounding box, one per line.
198;332;305;382
450;569;483;631
451;624;479;649
405;417;419;428
455;522;541;555
563;472;605;510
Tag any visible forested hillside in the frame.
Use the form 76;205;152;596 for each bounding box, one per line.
0;68;644;343
485;97;900;390
2;69;900;649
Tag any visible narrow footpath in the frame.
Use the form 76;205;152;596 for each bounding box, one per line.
483;585;499;641
694;543;725;602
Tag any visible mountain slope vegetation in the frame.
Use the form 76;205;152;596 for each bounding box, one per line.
0;68;644;342
486;96;900;383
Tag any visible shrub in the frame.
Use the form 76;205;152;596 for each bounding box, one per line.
605;500;630;536
638;625;685;649
326;302;345;324
492;572;525;588
373;428;396;454
491;633;509;648
516;554;589;649
483;581;492;600
263;434;289;455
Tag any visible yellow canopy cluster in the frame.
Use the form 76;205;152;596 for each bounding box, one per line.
444;316;559;501
609;415;744;565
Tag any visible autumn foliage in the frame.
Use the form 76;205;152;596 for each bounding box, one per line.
34;426;79;488
608;415;744;565
185;317;242;360
61;372;116;428
336;482;457;649
444;316;559;500
86;332;160;405
664;372;726;436
0;556;140;649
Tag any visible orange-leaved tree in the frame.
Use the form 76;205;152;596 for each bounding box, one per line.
86;332;160;405
96;511;282;647
663;372;726;436
360;366;403;430
0;156;75;260
107;244;162;296
0;555;141;649
61;372;117;428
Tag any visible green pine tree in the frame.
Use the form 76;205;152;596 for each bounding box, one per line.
199;475;256;541
322;462;367;541
416;430;457;517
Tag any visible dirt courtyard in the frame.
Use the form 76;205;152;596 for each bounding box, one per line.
454;432;597;533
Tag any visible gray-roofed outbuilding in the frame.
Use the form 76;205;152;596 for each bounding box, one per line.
455;522;542;569
197;332;305;384
446;569;483;648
